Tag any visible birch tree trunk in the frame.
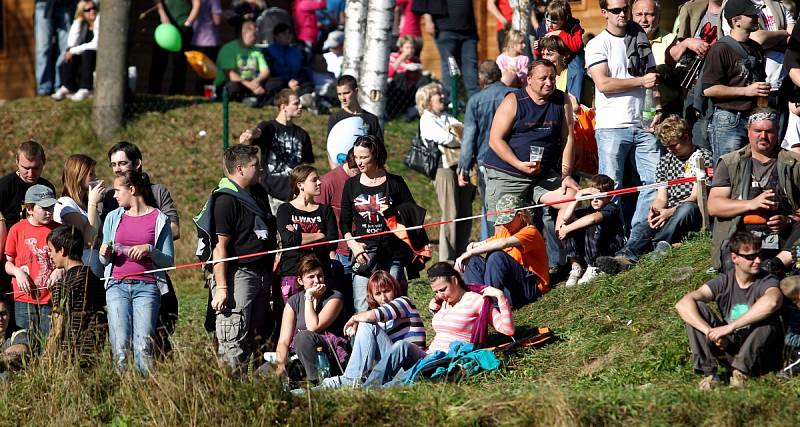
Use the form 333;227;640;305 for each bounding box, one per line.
92;0;131;140
341;0;368;79
510;0;530;32
358;0;394;120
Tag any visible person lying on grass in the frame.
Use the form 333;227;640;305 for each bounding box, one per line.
360;262;514;387
321;270;426;388
275;255;346;384
675;231;783;390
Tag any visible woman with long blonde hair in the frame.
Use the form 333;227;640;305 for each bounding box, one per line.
54;154;105;276
51;0;99;101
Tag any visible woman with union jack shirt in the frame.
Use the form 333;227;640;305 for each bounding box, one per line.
339;136;416;312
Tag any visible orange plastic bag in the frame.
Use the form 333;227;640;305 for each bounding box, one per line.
573;105;598;176
185;51;217;80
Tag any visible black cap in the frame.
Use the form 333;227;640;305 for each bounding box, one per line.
724;0;759;19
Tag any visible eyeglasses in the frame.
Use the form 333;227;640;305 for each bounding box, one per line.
734;251;762;261
84;6;96;12
109;160;130;168
604;6;629;15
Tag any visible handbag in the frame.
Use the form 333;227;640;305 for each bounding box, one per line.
404;130;439;179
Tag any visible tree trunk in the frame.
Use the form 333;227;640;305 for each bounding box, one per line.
358;0;394;120
341;0;368;79
511;0;530;32
92;0;131;141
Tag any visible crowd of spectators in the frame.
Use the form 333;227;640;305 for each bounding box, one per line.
17;0;800;392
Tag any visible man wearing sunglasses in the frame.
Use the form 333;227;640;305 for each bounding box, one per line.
675;231;783;390
708;108;800;275
585;0;663;245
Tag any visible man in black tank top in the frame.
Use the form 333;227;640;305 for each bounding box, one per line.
483;59;580;265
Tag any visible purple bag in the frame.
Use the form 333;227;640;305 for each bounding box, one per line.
465;283;491;348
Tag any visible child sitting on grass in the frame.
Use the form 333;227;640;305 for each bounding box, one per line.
556;175;625;287
4;185;59;340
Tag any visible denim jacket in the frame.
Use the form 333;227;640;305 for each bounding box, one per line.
458;82;514;175
99;207;175;295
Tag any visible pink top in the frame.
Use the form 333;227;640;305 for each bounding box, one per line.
496;53;529;86
396;0;421;38
427;291;514;354
293;0;326;45
388;51;422;79
112;210;158;282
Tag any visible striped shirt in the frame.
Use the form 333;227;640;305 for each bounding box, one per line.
428;291;514;354
372;296;426;348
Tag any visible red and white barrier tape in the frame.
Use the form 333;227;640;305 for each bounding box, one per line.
6;175;702;296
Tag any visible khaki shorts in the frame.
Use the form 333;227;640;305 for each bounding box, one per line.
484;167;561;221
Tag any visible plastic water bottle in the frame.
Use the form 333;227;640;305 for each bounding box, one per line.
316;347;330;382
642;88;657;130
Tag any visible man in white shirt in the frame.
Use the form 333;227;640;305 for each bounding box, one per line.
585;0;663;239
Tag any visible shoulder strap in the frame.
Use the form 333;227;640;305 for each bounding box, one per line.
717;35;749;58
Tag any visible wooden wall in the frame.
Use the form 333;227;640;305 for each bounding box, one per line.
0;0;36;100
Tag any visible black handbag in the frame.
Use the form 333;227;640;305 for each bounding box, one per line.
404;130;439;180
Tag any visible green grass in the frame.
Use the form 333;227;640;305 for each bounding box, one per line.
1;97;800;426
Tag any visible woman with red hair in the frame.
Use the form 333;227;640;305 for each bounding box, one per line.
322;270;426;387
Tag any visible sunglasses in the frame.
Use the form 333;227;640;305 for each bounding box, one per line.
604;6;629;15
84;6;96;12
734;251;762;261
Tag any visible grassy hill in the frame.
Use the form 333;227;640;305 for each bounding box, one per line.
1;97;799;426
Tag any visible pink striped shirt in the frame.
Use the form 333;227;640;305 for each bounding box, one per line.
427;291;514;354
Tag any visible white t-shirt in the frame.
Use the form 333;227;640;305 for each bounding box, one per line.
54;196;87;224
585;29;655;128
54;196;103;277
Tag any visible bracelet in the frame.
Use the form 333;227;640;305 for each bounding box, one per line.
304;294;314;302
216;284;228;290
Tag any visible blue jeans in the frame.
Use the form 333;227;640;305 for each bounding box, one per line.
708;108;748;166
478;166;493;241
362;339;427;387
342;323;422;383
595;127;662;237
352;259;405;312
532;207;565;269
14;301;51;345
434;31;480;97
34;0;72;94
106;279;161;375
463;251;539;308
618;202;702;262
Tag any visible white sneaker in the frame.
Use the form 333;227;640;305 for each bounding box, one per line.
69;88;91;101
577;266;601;285
51;86;70;101
565;264;583;288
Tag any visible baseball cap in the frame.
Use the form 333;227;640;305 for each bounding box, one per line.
323;30;344;50
24;184;57;208
494;194;522;225
724;0;759;19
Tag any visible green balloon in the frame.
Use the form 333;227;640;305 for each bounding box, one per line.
154;23;182;53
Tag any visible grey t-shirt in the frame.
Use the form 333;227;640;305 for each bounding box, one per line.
693;9;720;41
287;289;346;336
707;270;778;323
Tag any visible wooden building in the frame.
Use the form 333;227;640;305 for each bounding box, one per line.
1;0;681;101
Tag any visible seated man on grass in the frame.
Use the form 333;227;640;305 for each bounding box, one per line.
454;194;550;308
707;108;800;275
214;20;270;107
597;115;713;275
675;231;783;390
